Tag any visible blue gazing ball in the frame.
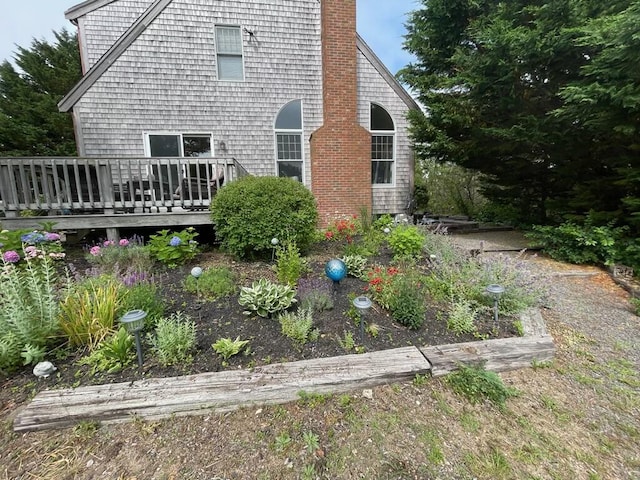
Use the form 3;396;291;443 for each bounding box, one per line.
325;259;347;282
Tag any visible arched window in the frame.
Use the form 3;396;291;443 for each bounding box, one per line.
275;100;303;181
370;103;395;185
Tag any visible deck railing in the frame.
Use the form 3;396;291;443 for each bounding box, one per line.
0;157;247;217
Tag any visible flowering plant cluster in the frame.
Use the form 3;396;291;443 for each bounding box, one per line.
88;238;131;257
324;216;360;243
365;265;400;309
0;229;65;264
148;227;199;268
85;235;153;276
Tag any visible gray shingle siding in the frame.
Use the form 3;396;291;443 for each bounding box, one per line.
357;50;413;215
70;0;414;214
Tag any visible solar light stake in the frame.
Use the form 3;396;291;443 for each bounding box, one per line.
485;284;505;327
191;266;203;297
120;309;147;368
353;296;372;345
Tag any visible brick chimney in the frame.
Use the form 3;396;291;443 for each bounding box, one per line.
311;0;371;226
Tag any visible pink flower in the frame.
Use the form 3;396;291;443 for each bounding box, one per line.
24;246;39;258
48;252;66;260
2;250;20;263
103;240;115;247
90;246;101;256
119;239;130;247
44;232;61;241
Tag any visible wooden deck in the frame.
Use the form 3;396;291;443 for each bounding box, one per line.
14;309;555;432
0;156;249;240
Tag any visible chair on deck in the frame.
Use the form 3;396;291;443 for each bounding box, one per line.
173;167;225;208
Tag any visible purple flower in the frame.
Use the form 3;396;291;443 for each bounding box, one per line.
2;250;20;263
44;232;61;241
169;236;182;247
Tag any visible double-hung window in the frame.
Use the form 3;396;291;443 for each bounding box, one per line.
275;100;303;181
370;103;395;185
215;25;244;81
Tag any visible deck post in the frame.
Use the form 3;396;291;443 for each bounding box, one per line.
98;161;119;241
0;162;19;218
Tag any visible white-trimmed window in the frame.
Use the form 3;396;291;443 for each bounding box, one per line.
215;25;244;81
275;100;303;181
370;103;395;185
146;133;213;187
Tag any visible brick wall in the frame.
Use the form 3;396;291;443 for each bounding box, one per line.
311;0;372;226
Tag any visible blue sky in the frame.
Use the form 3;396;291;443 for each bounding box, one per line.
0;0;418;75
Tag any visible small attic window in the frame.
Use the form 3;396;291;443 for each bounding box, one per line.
215;25;244;81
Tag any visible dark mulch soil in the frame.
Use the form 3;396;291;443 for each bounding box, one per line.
1;240;519;401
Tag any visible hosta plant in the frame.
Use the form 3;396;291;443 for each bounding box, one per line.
340;254;368;280
238;278;297;317
212;336;249;361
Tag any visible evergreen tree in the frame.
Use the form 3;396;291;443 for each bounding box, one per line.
399;0;637;227
0;29;80;156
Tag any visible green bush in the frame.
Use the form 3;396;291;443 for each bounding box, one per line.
148;312;196;366
630;298;640;316
387;225;425;260
447;300;478;336
446;364;519;409
388;272;427;330
119;282;165;327
238;278;297;318
210;176;318;259
279;308;319;350
527;220;626;266
275;240;309;286
0;254;61;371
183;267;236;300
147;228;199;268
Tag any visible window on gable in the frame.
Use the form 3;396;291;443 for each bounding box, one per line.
370;103;395;185
215;26;244;81
275;100;303;182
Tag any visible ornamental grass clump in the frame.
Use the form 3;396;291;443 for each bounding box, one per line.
59;275;124;350
0;252;61;371
238;278;297;318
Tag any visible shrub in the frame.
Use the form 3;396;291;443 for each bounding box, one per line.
0;228;66;264
212;336;249;361
78;327;134;374
527;219;626;266
275;240;309;286
279;308;319;350
446;364;519;409
148;312;196;366
0;254;61;371
210;176;318;259
147;228;199;268
184;267;236;300
238;278;297;318
387;225;425;260
630;297;640;316
59;275;124;350
388;272;427;330
447;300;478;336
119;282;165;327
